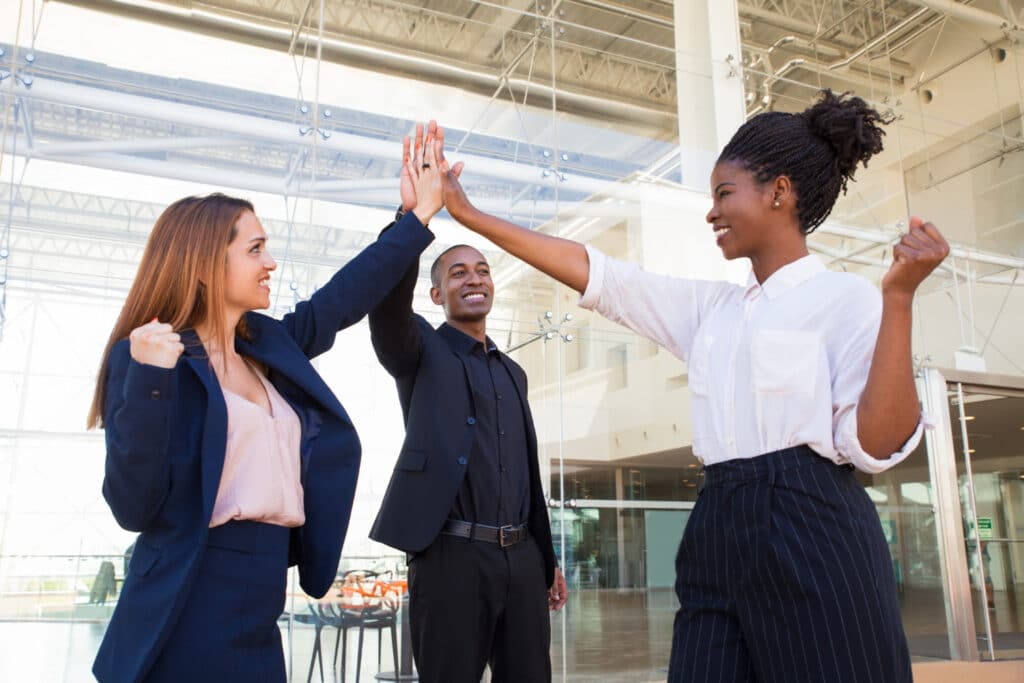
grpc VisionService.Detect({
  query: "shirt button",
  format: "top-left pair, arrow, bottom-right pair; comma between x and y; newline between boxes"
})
497,393 -> 503,400
501,466 -> 507,473
457,457 -> 467,466
466,417 -> 476,425
150,389 -> 161,400
499,429 -> 505,437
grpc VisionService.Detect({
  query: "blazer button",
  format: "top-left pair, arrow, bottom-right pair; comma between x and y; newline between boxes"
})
150,389 -> 161,400
466,417 -> 476,425
457,457 -> 467,466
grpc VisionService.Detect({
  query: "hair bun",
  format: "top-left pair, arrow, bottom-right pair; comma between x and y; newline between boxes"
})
801,90 -> 893,182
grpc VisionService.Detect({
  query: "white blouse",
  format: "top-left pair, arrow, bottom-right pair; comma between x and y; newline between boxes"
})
579,247 -> 924,474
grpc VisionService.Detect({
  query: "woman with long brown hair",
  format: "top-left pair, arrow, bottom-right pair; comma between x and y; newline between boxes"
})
89,122 -> 445,683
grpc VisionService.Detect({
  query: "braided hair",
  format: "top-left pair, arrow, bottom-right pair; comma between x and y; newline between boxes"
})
717,90 -> 894,234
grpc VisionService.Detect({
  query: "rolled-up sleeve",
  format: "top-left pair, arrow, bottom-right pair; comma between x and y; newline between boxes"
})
829,280 -> 929,473
577,244 -> 608,311
836,409 -> 928,474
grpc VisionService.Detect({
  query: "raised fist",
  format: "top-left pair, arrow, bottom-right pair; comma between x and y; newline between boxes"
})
882,217 -> 950,298
129,319 -> 184,369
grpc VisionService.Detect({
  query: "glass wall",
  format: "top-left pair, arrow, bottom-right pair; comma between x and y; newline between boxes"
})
858,436 -> 952,660
949,382 -> 1024,660
0,1 -> 1022,681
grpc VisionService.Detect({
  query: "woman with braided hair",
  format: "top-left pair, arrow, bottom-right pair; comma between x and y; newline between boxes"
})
436,90 -> 948,682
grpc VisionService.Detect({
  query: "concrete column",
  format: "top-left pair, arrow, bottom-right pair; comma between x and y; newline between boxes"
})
615,466 -> 627,588
673,0 -> 747,189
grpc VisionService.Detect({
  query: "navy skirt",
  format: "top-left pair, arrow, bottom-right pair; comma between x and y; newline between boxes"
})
145,520 -> 290,683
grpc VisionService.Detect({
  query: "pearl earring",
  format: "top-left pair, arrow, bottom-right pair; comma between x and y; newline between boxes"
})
772,199 -> 781,208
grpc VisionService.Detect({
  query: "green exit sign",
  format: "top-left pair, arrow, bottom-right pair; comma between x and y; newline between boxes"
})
977,517 -> 993,540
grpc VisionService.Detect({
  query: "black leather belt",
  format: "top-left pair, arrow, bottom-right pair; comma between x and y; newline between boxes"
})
441,519 -> 528,548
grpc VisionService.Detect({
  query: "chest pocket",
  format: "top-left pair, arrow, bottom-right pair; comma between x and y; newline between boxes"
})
687,332 -> 714,396
751,330 -> 820,396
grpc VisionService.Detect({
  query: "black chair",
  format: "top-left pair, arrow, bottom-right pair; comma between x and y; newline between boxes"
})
290,599 -> 331,683
318,601 -> 362,682
349,601 -> 399,683
336,570 -> 400,682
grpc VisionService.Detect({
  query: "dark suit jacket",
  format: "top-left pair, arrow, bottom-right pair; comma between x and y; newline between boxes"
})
93,214 -> 433,683
367,259 -> 557,588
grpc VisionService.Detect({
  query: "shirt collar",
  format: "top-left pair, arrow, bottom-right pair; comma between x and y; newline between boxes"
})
744,254 -> 826,301
438,323 -> 497,355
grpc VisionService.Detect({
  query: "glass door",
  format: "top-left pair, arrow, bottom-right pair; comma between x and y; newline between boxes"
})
548,497 -> 692,683
514,288 -> 706,682
825,368 -> 978,663
948,377 -> 1024,660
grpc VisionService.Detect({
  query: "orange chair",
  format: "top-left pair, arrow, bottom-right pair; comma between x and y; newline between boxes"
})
336,570 -> 399,681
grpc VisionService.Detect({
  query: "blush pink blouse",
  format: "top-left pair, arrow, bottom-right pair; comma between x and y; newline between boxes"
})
209,369 -> 305,528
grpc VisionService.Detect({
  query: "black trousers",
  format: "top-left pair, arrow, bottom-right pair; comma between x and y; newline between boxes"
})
668,446 -> 912,683
408,533 -> 551,683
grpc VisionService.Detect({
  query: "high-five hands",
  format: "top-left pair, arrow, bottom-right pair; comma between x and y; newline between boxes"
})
129,318 -> 183,369
400,121 -> 463,227
403,121 -> 442,226
882,217 -> 950,299
433,136 -> 470,224
399,122 -> 427,215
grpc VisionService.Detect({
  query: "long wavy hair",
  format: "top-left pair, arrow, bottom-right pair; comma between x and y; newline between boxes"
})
87,193 -> 254,429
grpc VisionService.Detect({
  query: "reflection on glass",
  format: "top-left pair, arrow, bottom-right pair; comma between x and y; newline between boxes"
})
549,504 -> 680,681
951,387 -> 1024,661
857,441 -> 952,661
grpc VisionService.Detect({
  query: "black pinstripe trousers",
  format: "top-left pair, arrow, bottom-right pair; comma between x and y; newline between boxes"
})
668,446 -> 912,683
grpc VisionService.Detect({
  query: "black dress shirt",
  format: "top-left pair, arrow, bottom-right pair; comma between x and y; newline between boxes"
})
445,327 -> 531,527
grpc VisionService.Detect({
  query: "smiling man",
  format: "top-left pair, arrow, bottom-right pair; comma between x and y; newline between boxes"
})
368,242 -> 567,683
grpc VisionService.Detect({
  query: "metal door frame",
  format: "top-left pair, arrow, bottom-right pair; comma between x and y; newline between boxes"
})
921,367 -> 979,660
934,367 -> 1024,661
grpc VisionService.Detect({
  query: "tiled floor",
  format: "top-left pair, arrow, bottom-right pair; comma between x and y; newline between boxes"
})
551,589 -> 675,682
2,586 -> 1020,682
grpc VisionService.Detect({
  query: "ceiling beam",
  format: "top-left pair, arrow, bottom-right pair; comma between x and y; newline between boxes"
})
54,0 -> 676,128
903,0 -> 1022,32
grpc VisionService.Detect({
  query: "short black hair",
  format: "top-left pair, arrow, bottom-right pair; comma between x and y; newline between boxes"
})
430,244 -> 482,287
717,89 -> 894,234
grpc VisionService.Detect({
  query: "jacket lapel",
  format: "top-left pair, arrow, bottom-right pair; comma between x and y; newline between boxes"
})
179,321 -> 350,523
180,332 -> 229,523
238,315 -> 347,421
437,323 -> 480,401
502,354 -> 529,404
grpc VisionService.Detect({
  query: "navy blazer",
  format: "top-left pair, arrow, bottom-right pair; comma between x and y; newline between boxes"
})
93,214 -> 434,683
367,259 -> 557,588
